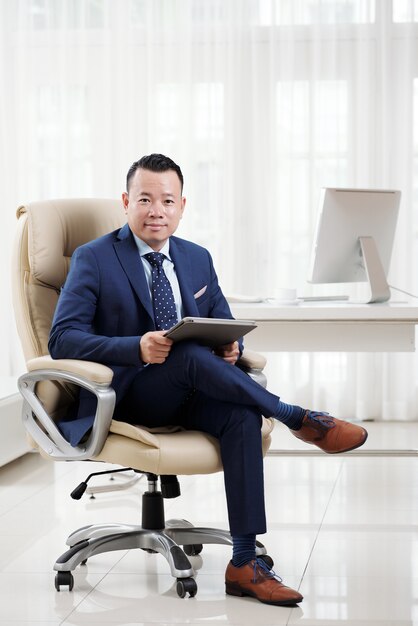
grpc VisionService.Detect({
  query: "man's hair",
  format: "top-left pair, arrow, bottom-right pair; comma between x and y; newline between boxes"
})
126,153 -> 184,192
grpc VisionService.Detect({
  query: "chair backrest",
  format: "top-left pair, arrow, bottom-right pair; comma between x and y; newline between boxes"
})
12,198 -> 126,419
13,198 -> 126,360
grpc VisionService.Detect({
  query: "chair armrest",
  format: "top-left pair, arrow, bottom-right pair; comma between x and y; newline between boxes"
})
27,355 -> 114,384
19,357 -> 115,461
238,349 -> 267,388
238,349 -> 267,370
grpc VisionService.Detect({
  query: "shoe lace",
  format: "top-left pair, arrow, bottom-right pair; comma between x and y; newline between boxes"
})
252,557 -> 282,584
307,411 -> 335,429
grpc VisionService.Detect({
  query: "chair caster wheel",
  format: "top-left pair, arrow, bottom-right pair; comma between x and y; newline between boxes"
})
176,577 -> 197,598
183,543 -> 203,556
258,554 -> 274,568
54,571 -> 74,591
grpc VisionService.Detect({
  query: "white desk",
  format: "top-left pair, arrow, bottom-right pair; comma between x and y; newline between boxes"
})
231,301 -> 418,456
230,301 -> 418,352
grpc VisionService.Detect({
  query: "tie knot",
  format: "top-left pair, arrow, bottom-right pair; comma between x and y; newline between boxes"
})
144,252 -> 165,269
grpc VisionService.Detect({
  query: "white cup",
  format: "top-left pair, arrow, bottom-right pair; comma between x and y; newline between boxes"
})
270,288 -> 297,304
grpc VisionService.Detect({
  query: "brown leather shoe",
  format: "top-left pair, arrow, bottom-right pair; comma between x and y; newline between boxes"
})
225,558 -> 303,606
291,411 -> 368,453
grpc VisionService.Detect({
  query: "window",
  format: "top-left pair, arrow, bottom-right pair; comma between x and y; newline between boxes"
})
274,79 -> 348,285
34,85 -> 92,196
194,83 -> 224,141
27,0 -> 106,30
393,0 -> 418,22
259,0 -> 375,25
155,84 -> 181,146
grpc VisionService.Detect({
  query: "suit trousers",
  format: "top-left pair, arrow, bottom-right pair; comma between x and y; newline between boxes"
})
119,341 -> 280,536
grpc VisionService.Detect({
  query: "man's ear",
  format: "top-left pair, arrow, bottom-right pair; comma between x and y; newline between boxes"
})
122,192 -> 129,212
180,196 -> 186,218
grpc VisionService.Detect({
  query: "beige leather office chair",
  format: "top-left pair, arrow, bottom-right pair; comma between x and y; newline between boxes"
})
12,198 -> 274,598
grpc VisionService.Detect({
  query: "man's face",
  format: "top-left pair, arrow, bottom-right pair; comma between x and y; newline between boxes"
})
122,168 -> 185,251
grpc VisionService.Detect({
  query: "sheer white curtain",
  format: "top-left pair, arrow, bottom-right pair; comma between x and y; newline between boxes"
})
2,0 -> 418,420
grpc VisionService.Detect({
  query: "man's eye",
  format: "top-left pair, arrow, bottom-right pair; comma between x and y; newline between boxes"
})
138,198 -> 149,204
165,199 -> 174,205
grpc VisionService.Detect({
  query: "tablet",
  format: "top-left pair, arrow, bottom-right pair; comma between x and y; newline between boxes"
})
165,317 -> 257,346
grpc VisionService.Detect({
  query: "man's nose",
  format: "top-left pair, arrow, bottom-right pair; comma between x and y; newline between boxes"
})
149,202 -> 165,216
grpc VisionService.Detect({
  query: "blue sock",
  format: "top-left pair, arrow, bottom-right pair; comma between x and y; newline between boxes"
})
275,401 -> 306,430
231,533 -> 256,567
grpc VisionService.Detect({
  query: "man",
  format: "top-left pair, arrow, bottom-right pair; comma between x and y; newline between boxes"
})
49,153 -> 368,606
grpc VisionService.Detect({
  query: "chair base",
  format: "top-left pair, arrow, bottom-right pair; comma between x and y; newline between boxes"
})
54,519 -> 269,597
53,475 -> 269,597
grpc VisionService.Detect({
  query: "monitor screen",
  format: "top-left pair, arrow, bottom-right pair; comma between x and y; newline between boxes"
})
308,188 -> 401,302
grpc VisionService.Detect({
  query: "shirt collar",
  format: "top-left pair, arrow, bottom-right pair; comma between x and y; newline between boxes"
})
132,233 -> 172,261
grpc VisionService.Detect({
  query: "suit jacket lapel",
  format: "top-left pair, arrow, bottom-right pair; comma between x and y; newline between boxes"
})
113,224 -> 155,323
170,238 -> 199,317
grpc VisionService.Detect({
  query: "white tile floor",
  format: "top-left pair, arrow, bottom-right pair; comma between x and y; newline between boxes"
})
0,422 -> 417,626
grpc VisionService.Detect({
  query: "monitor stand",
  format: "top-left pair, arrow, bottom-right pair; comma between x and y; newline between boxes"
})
351,236 -> 391,304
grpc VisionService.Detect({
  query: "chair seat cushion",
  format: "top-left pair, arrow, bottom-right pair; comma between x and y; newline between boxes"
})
92,417 -> 274,475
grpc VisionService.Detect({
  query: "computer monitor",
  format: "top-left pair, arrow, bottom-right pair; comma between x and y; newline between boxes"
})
308,188 -> 401,303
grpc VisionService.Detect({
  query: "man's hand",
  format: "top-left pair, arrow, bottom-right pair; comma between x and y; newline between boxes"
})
139,331 -> 174,364
214,341 -> 240,365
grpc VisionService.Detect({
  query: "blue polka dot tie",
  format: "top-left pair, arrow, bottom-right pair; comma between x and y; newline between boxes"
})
144,252 -> 178,330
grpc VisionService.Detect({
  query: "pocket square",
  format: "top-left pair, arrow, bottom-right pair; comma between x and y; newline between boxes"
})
194,285 -> 207,299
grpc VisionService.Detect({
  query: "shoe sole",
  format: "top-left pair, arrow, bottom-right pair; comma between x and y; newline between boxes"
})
325,429 -> 368,454
225,582 -> 303,606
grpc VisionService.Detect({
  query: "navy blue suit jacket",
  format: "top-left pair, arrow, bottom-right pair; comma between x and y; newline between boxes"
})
48,223 -> 237,445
